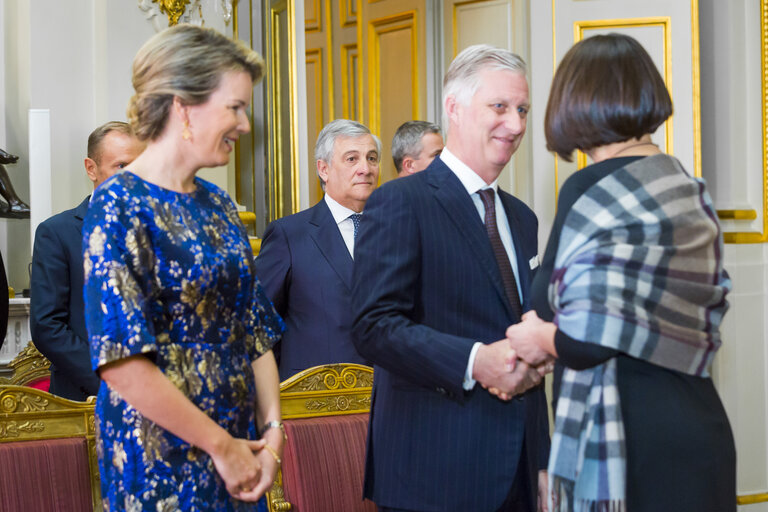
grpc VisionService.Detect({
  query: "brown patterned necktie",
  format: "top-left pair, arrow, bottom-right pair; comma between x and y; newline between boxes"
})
477,188 -> 523,318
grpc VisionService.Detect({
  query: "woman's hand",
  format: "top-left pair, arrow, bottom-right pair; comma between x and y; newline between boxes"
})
506,311 -> 558,366
238,425 -> 285,501
209,435 -> 267,501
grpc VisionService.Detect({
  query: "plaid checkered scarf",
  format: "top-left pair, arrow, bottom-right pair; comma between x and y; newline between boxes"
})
547,154 -> 731,511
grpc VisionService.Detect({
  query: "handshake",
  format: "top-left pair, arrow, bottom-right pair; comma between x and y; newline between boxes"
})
472,311 -> 556,401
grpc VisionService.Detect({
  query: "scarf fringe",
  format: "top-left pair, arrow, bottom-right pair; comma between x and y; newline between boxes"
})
551,477 -> 626,512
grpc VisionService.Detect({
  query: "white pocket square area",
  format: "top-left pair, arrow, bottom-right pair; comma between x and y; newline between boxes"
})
529,255 -> 540,270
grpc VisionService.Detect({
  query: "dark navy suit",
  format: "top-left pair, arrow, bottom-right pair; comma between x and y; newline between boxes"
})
255,198 -> 367,381
352,157 -> 549,511
31,197 -> 100,400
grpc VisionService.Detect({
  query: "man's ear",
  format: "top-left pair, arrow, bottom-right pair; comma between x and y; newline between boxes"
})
402,157 -> 416,175
84,158 -> 98,184
317,159 -> 329,184
444,95 -> 459,124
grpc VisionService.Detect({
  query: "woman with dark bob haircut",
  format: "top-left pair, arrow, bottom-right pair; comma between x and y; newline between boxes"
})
505,34 -> 736,511
83,24 -> 285,511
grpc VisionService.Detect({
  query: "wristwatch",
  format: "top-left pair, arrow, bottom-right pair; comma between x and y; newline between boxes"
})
260,420 -> 286,439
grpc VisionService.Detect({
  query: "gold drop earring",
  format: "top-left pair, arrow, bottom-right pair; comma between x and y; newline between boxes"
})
182,121 -> 191,141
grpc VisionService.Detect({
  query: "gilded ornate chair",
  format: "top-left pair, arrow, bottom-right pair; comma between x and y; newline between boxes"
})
266,363 -> 376,512
0,340 -> 51,390
0,384 -> 101,511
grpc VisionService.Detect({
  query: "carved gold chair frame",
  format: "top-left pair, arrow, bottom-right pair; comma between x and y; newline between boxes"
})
0,385 -> 101,511
266,363 -> 374,512
0,341 -> 51,386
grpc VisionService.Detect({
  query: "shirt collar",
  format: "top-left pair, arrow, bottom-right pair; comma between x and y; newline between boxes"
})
439,147 -> 499,195
324,193 -> 358,225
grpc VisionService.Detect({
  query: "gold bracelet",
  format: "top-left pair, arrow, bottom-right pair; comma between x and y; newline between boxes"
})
263,443 -> 281,465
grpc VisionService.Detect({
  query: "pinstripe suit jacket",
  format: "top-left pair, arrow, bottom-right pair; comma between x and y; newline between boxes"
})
352,157 -> 549,511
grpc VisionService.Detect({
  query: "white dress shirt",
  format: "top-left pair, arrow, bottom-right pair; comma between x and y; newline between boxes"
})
324,193 -> 359,258
439,147 -> 524,390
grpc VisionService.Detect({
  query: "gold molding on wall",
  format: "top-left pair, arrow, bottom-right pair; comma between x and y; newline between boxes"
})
232,0 -> 258,210
306,48 -> 325,202
341,0 -> 357,28
306,48 -> 324,135
367,11 -> 419,140
691,0 -> 702,179
573,17 -> 674,171
722,0 -> 768,243
324,0 -> 335,116
341,43 -> 360,120
552,2 -> 703,202
737,492 -> 768,505
266,0 -> 301,219
451,0 -> 495,58
717,209 -> 758,221
305,0 -> 321,32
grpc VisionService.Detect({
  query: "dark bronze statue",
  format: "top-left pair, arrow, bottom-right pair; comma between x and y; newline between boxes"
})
0,148 -> 30,219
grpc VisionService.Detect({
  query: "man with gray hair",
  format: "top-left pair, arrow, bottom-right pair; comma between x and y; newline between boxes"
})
31,121 -> 144,401
352,45 -> 550,511
392,120 -> 444,176
255,119 -> 380,380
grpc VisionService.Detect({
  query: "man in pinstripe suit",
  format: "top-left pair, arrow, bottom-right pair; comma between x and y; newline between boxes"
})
352,45 -> 551,512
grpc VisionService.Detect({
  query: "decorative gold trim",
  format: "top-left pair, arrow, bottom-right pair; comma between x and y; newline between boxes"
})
324,0 -> 335,117
265,363 -> 373,510
723,0 -> 768,243
280,363 -> 373,419
737,492 -> 768,504
341,0 -> 357,28
552,0 -> 559,199
574,17 -> 674,169
287,0 -> 301,215
233,0 -> 242,205
367,11 -> 419,145
265,0 -> 301,219
356,0 -> 365,123
691,0 -> 702,178
306,48 -> 325,137
0,341 -> 51,387
341,43 -> 360,120
266,469 -> 292,511
151,0 -> 190,26
0,385 -> 100,511
451,0 -> 493,58
717,209 -> 758,221
305,0 -> 322,32
266,2 -> 284,220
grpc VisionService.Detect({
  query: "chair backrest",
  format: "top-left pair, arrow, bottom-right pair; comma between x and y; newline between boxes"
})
0,384 -> 101,511
266,363 -> 375,512
0,341 -> 51,390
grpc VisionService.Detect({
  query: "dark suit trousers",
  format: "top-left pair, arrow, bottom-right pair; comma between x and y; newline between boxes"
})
377,447 -> 533,512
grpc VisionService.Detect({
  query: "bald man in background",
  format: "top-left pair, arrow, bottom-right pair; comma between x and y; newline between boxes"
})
31,121 -> 144,400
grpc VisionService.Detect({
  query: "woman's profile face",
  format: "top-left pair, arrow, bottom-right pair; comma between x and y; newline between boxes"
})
185,70 -> 253,169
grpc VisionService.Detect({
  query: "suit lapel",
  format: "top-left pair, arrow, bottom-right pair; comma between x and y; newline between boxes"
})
308,199 -> 354,289
73,196 -> 90,231
428,161 -> 514,318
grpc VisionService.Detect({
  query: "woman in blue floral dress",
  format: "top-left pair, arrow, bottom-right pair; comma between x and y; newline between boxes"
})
83,24 -> 285,511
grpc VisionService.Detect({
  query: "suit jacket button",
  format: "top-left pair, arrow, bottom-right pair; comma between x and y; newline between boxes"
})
436,387 -> 446,394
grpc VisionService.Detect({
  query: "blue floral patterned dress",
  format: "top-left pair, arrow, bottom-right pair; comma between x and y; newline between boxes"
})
83,171 -> 284,512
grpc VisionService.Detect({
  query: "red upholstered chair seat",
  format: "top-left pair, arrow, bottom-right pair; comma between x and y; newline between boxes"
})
0,437 -> 94,512
281,413 -> 375,512
26,376 -> 51,392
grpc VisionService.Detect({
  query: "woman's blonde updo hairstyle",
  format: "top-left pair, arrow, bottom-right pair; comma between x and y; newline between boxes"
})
128,24 -> 264,141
